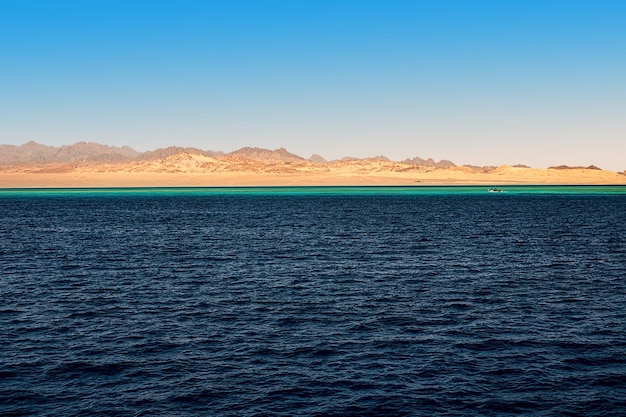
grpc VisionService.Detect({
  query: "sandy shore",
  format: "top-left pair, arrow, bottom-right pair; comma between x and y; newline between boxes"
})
1,165 -> 625,188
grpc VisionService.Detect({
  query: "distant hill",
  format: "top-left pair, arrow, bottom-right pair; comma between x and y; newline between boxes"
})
0,141 -> 139,164
549,165 -> 602,170
137,146 -> 224,161
401,156 -> 456,168
309,154 -> 328,164
227,147 -> 305,163
368,155 -> 392,162
0,141 -> 58,164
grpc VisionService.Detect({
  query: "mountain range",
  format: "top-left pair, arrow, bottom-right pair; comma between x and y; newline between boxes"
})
2,141 -> 622,178
2,141 -> 624,187
0,141 -> 456,168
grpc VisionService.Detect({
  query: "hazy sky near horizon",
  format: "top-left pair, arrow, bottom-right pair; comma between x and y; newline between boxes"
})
1,0 -> 625,170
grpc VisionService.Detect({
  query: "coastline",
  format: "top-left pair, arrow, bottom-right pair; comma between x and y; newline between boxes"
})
1,165 -> 625,188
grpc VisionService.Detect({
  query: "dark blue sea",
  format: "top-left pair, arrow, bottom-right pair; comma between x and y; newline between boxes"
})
2,186 -> 626,416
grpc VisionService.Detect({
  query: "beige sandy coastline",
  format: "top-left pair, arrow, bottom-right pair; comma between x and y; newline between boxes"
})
1,164 -> 625,188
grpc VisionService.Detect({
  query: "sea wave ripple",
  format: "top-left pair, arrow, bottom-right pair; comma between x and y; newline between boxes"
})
1,193 -> 626,416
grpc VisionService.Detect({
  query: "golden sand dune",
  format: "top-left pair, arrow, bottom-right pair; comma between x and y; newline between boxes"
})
1,154 -> 624,187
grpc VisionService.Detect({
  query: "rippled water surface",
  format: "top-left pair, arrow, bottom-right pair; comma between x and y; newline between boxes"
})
2,187 -> 626,416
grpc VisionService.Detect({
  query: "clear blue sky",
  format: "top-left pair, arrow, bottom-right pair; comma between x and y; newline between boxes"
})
1,0 -> 625,169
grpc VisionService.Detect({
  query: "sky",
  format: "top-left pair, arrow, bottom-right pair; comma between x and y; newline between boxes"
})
1,0 -> 625,170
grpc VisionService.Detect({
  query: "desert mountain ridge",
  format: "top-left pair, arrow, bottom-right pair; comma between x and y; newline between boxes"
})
0,141 -> 458,167
1,141 -> 624,187
1,140 -> 613,171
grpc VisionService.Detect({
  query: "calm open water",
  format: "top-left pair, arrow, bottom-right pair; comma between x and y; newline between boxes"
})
2,186 -> 626,416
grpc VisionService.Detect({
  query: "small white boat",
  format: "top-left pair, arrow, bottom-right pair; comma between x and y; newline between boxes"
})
488,186 -> 503,193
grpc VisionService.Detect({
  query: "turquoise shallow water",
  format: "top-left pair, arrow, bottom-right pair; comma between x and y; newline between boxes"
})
1,185 -> 626,197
